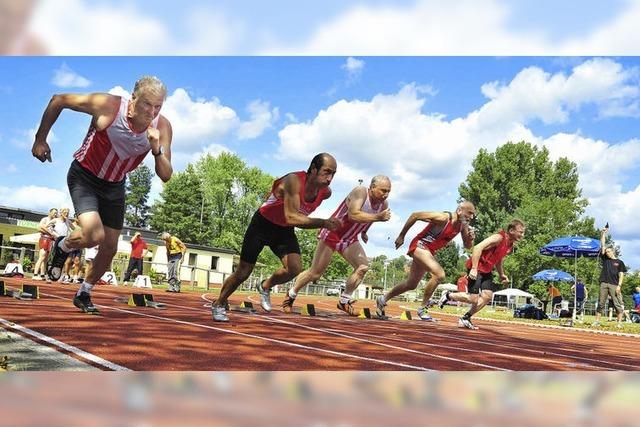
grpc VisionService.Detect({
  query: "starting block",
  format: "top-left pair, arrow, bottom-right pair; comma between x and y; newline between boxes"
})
133,275 -> 152,289
301,304 -> 316,317
229,301 -> 257,313
240,301 -> 254,309
400,310 -> 412,320
100,271 -> 118,286
358,307 -> 372,319
0,281 -> 38,300
128,293 -> 166,309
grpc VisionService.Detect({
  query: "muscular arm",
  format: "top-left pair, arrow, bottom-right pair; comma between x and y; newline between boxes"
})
347,187 -> 389,223
397,211 -> 449,239
469,233 -> 503,271
282,174 -> 327,229
151,115 -> 173,182
32,93 -> 118,162
600,228 -> 607,255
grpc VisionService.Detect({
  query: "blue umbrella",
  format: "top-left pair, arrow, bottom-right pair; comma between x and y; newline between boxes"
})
532,269 -> 575,282
539,236 -> 601,322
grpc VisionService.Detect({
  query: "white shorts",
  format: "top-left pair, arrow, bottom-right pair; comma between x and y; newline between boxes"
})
85,246 -> 99,261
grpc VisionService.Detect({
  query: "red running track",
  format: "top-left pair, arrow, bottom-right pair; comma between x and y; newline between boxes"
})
1,277 -> 639,371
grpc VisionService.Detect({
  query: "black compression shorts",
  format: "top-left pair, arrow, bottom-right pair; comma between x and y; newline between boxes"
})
240,210 -> 300,264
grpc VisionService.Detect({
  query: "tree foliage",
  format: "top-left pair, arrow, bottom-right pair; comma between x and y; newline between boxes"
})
459,141 -> 601,290
125,164 -> 152,228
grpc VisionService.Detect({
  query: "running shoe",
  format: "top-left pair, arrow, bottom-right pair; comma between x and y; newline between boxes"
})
417,306 -> 435,321
282,294 -> 296,313
458,317 -> 478,330
337,299 -> 356,316
438,290 -> 450,309
212,306 -> 229,322
47,236 -> 69,281
375,295 -> 386,318
73,291 -> 100,314
256,280 -> 272,312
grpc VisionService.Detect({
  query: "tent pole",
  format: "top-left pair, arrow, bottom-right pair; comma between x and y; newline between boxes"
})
572,250 -> 577,323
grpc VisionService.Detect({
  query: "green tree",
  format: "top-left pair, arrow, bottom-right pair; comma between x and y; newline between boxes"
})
459,141 -> 599,290
197,152 -> 274,251
125,164 -> 152,228
149,165 -> 212,244
434,241 -> 462,282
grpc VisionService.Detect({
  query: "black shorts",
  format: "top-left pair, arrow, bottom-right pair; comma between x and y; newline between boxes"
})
67,160 -> 125,229
240,211 -> 300,264
467,271 -> 500,294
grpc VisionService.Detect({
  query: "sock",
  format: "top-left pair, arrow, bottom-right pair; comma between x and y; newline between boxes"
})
463,311 -> 472,320
76,281 -> 95,296
378,295 -> 387,305
339,293 -> 352,304
288,288 -> 297,299
59,237 -> 72,253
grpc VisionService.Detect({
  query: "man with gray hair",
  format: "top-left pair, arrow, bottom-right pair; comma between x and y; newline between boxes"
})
31,75 -> 173,313
593,225 -> 627,327
282,176 -> 392,315
377,201 -> 476,321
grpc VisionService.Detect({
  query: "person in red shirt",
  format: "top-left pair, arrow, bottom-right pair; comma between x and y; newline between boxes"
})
123,232 -> 148,284
211,153 -> 342,322
439,219 -> 525,329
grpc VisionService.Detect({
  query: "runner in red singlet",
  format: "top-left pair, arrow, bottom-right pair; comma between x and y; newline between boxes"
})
376,202 -> 476,321
31,76 -> 173,314
438,219 -> 526,329
282,175 -> 392,315
211,153 -> 342,322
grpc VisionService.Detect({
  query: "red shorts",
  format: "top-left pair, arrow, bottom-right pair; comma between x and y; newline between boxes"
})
320,233 -> 357,254
38,236 -> 53,252
407,236 -> 435,256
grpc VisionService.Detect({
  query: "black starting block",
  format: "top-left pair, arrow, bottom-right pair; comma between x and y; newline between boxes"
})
128,293 -> 166,309
301,303 -> 316,317
358,307 -> 372,319
0,281 -> 38,300
400,310 -> 412,320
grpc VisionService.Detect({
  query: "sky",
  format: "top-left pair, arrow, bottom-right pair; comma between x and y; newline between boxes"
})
1,0 -> 639,270
1,56 -> 639,271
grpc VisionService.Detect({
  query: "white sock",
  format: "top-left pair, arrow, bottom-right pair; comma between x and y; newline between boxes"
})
288,288 -> 297,299
339,293 -> 352,304
76,281 -> 95,296
59,237 -> 72,253
379,295 -> 387,305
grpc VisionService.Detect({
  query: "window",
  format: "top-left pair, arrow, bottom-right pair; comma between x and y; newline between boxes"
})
188,253 -> 197,266
211,256 -> 219,270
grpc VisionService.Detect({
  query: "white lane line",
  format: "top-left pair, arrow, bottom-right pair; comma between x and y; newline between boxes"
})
0,316 -> 131,371
290,313 -> 639,370
42,293 -> 431,371
169,298 -> 507,371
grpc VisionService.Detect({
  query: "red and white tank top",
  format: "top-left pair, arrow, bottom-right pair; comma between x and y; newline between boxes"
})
318,188 -> 385,244
466,230 -> 513,274
73,96 -> 159,182
410,212 -> 461,254
258,171 -> 329,227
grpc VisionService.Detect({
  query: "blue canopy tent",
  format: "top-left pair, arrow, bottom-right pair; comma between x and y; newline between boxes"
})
540,236 -> 600,324
532,269 -> 575,282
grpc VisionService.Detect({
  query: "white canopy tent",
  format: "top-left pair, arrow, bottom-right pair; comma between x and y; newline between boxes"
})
10,233 -> 137,254
491,288 -> 535,308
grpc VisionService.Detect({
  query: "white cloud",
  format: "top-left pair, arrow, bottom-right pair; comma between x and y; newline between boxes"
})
0,186 -> 71,213
6,164 -> 18,174
160,88 -> 239,149
51,62 -> 91,88
237,100 -> 279,140
30,0 -> 239,55
342,57 -> 365,82
275,58 -> 640,266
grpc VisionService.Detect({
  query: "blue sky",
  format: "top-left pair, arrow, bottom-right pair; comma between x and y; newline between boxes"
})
1,56 -> 639,270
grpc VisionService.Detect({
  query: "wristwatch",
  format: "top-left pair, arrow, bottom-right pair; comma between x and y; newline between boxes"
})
152,146 -> 164,157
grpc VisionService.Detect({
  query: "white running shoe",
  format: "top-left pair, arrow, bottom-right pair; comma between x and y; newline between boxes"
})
212,306 -> 229,322
417,306 -> 435,321
256,281 -> 272,312
458,317 -> 478,330
438,291 -> 450,309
